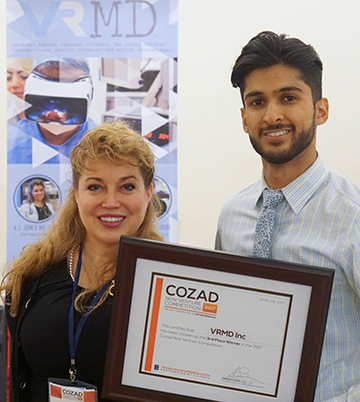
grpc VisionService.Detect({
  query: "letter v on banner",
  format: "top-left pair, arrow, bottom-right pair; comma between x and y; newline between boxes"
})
19,2 -> 60,37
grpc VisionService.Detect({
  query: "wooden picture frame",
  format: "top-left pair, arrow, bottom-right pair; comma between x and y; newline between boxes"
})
102,236 -> 334,402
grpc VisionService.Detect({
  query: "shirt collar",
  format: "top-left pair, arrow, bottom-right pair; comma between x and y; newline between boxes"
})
254,155 -> 329,215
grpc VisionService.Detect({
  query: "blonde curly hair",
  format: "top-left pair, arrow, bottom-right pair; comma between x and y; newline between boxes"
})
2,121 -> 164,315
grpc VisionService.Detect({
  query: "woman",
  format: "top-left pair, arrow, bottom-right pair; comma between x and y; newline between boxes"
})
1,121 -> 163,401
7,58 -> 32,99
19,179 -> 55,221
7,58 -> 32,123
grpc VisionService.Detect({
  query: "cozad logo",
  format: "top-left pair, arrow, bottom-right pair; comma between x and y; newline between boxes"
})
166,285 -> 219,302
165,284 -> 219,315
50,383 -> 96,401
62,389 -> 83,398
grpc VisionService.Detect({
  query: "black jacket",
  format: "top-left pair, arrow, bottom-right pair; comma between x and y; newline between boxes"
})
6,261 -> 113,402
6,275 -> 41,402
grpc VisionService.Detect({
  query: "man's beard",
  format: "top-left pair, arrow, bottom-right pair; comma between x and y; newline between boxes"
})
249,117 -> 316,165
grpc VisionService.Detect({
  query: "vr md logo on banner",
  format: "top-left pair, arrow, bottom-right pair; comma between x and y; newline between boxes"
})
6,0 -> 178,259
7,0 -> 178,58
16,1 -> 156,38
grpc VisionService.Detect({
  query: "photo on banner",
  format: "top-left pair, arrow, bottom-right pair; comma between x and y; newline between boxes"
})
6,0 -> 178,261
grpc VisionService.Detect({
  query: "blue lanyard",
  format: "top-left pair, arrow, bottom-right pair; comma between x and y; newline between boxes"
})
68,249 -> 112,382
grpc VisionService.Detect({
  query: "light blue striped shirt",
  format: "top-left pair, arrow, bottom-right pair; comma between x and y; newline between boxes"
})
216,156 -> 360,401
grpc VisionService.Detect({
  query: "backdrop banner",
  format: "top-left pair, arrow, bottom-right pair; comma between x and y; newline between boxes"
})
6,0 -> 178,261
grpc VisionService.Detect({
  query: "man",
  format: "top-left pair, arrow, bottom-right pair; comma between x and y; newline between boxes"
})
7,57 -> 96,164
216,31 -> 360,401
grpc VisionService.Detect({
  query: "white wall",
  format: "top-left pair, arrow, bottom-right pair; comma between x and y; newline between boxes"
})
1,1 -> 360,267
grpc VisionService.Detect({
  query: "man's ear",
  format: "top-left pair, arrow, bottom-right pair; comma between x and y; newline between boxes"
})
315,98 -> 329,126
241,107 -> 248,133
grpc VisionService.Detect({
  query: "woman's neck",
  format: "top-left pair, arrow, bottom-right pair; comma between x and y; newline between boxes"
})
71,243 -> 118,288
33,200 -> 44,208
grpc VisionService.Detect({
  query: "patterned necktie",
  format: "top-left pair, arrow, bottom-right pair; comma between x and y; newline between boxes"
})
253,188 -> 284,258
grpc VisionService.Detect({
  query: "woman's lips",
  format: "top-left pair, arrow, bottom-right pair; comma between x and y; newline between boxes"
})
98,216 -> 125,227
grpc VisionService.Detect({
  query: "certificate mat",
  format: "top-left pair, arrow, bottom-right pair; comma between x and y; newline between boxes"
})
102,237 -> 334,402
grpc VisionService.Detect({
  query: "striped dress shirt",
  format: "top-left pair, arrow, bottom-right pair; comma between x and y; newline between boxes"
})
215,155 -> 360,401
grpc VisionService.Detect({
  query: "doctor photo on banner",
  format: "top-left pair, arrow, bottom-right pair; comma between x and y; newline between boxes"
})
7,57 -> 97,164
18,179 -> 56,222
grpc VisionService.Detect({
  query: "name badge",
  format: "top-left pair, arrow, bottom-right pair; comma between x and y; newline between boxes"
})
48,378 -> 98,402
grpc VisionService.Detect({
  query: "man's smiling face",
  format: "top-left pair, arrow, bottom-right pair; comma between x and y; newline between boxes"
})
241,64 -> 322,165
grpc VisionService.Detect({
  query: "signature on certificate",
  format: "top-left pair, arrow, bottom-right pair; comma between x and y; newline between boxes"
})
222,367 -> 265,387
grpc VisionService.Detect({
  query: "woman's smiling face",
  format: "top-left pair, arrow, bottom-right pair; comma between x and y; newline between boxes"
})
32,185 -> 45,202
75,158 -> 153,251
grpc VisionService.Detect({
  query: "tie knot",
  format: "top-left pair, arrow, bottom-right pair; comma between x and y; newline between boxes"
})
262,189 -> 284,209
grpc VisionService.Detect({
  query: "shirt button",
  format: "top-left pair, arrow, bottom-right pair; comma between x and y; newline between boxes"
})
19,382 -> 26,389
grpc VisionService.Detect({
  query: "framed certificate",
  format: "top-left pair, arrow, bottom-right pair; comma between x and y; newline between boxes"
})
102,237 -> 334,402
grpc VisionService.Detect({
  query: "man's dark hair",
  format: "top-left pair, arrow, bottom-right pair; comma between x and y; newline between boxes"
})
231,31 -> 323,103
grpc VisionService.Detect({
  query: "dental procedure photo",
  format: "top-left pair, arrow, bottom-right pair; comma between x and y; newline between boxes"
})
16,177 -> 59,222
7,57 -> 97,164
